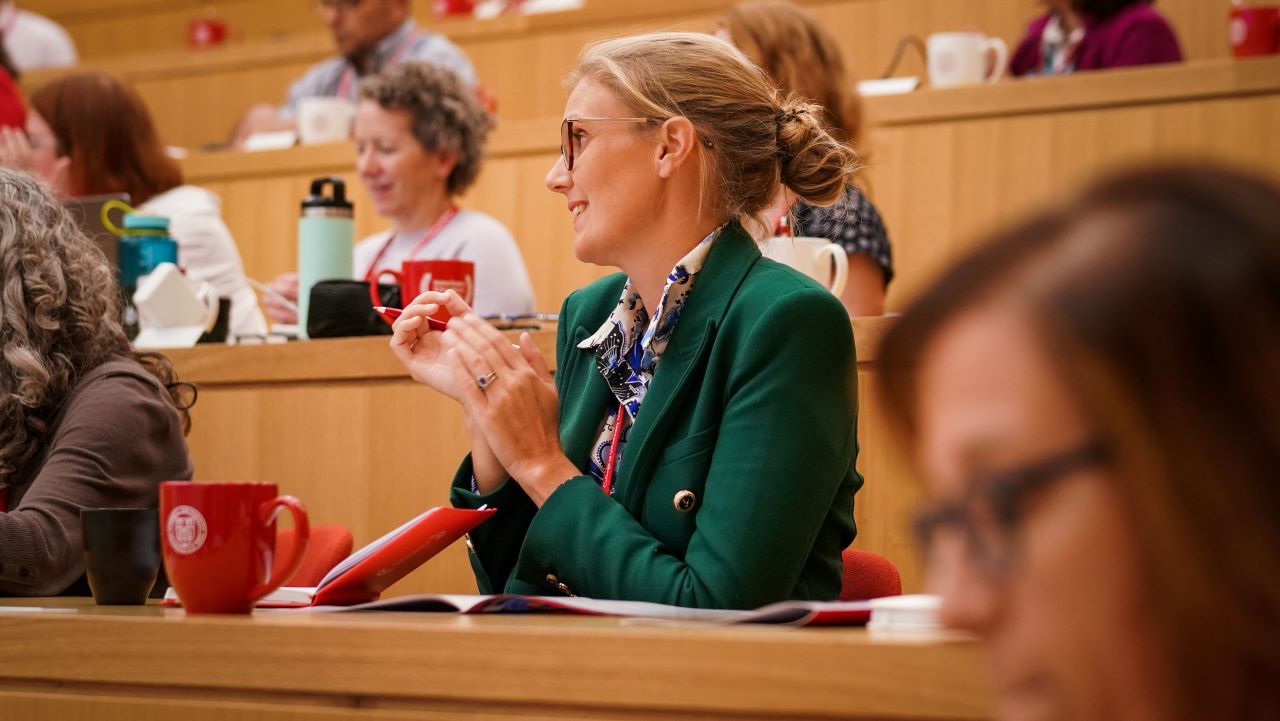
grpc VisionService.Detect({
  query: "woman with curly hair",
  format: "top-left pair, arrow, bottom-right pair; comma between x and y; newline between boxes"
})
1010,0 -> 1182,76
265,61 -> 535,322
0,167 -> 192,596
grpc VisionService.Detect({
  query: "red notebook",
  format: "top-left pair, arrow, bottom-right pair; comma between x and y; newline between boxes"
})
164,506 -> 495,608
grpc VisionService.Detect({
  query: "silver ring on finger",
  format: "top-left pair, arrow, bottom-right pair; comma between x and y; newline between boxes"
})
476,371 -> 498,391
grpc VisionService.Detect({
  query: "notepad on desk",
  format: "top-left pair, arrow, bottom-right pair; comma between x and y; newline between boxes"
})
330,593 -> 876,626
164,506 -> 495,608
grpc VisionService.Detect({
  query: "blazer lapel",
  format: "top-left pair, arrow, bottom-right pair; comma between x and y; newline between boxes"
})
559,325 -> 616,472
614,223 -> 761,511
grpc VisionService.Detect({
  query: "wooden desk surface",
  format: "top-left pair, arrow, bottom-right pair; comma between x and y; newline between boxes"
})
0,597 -> 990,721
164,327 -> 560,385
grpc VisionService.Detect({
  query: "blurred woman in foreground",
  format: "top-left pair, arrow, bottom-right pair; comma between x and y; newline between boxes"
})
879,164 -> 1280,721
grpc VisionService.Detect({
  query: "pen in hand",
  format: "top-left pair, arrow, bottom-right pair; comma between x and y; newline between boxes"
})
374,306 -> 448,331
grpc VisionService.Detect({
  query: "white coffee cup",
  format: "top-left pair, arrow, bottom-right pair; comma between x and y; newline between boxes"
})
759,236 -> 848,296
926,32 -> 1008,88
297,97 -> 355,145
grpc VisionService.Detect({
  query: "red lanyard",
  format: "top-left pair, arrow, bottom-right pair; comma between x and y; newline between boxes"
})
0,486 -> 8,513
364,205 -> 460,282
601,401 -> 626,496
336,29 -> 421,99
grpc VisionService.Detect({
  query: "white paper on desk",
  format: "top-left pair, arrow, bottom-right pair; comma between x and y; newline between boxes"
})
857,77 -> 920,96
134,326 -> 205,349
242,130 -> 298,152
521,0 -> 585,14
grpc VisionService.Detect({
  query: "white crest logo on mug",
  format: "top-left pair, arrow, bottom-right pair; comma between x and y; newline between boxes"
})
166,505 -> 208,555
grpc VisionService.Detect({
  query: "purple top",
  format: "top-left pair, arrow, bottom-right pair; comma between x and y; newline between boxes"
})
1010,2 -> 1183,77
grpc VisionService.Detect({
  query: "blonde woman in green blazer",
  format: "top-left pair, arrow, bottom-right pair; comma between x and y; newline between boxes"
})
390,32 -> 863,609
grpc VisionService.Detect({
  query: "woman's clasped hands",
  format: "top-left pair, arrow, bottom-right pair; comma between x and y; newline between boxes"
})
390,290 -> 579,505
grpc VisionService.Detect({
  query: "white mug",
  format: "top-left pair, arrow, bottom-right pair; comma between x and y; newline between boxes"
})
759,236 -> 848,296
926,32 -> 1008,88
297,97 -> 355,145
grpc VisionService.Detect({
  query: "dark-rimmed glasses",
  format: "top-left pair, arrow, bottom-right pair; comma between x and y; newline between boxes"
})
913,439 -> 1109,579
559,117 -> 660,172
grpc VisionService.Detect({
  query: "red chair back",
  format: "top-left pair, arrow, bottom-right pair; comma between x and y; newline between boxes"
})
840,548 -> 902,601
277,524 -> 354,587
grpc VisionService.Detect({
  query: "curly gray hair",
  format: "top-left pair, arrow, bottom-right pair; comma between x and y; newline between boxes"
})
0,168 -> 192,486
358,62 -> 493,197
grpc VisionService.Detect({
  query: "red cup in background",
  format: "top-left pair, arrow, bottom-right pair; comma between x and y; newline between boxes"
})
188,16 -> 228,48
369,259 -> 476,325
160,482 -> 309,614
434,0 -> 476,18
1230,5 -> 1280,57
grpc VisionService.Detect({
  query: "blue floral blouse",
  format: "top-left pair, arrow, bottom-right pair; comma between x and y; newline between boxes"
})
576,225 -> 722,492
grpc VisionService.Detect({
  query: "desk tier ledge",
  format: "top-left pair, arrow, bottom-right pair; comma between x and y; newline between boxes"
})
0,597 -> 990,721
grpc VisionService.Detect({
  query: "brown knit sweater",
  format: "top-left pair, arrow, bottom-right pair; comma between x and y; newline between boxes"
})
2,359 -> 193,596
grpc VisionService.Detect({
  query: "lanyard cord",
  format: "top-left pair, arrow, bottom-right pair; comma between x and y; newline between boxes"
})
600,401 -> 626,496
364,205 -> 460,282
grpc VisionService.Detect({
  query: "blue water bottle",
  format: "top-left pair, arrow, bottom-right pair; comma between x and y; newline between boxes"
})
117,213 -> 179,338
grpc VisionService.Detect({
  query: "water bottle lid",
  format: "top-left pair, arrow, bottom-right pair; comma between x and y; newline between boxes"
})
302,175 -> 354,214
122,214 -> 170,232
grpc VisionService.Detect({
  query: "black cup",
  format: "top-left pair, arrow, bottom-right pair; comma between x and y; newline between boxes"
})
198,297 -> 232,344
81,508 -> 161,605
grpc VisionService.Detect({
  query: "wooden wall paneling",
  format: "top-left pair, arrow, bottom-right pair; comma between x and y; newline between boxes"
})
849,319 -> 923,592
27,0 -> 1238,149
865,75 -> 1280,310
183,375 -> 480,595
29,0 -> 321,60
138,62 -> 315,149
36,0 -> 1235,69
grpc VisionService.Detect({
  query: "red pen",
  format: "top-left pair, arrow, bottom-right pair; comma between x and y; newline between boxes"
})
374,306 -> 449,331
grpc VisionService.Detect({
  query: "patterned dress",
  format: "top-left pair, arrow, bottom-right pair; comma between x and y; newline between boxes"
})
791,185 -> 894,285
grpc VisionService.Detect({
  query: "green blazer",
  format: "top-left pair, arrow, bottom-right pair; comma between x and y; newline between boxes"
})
451,222 -> 861,609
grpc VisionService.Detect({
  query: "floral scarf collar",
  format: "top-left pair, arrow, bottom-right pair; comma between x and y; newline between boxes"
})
576,224 -> 723,486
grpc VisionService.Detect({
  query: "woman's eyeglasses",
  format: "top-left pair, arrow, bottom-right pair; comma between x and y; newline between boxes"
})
913,439 -> 1109,579
558,117 -> 659,172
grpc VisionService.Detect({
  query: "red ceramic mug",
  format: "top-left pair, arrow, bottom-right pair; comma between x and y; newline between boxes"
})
369,258 -> 476,325
1230,5 -> 1280,57
160,482 -> 309,614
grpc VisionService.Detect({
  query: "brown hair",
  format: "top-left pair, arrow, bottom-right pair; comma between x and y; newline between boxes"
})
359,61 -> 492,197
878,164 -> 1280,721
0,168 -> 194,485
28,71 -> 183,204
719,0 -> 865,151
568,31 -> 857,231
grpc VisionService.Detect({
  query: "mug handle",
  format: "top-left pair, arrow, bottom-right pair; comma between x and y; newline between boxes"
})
984,38 -> 1008,83
815,243 -> 848,297
194,281 -> 220,332
247,495 -> 310,602
368,268 -> 403,309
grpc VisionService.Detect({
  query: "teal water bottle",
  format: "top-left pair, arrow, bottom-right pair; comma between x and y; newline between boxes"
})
118,213 -> 179,339
297,176 -> 354,339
